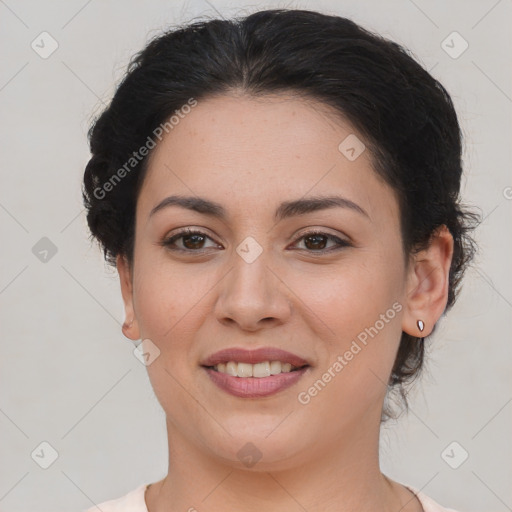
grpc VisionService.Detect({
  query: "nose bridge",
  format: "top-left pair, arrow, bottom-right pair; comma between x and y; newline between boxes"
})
228,236 -> 275,302
214,235 -> 291,328
232,239 -> 271,293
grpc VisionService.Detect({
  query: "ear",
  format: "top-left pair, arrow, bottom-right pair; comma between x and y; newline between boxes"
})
117,254 -> 141,341
402,225 -> 454,337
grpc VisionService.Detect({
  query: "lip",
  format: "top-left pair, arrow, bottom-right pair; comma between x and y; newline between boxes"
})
203,366 -> 310,398
200,347 -> 310,367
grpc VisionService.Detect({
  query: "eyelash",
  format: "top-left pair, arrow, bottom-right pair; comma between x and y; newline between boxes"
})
161,228 -> 351,254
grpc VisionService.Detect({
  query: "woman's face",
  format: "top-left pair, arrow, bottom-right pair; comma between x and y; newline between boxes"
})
119,93 -> 422,468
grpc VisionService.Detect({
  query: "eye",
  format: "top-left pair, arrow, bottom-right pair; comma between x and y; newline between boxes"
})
291,230 -> 351,253
161,228 -> 221,252
160,228 -> 351,254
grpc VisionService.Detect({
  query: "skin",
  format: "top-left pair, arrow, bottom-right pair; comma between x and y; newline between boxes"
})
117,92 -> 453,512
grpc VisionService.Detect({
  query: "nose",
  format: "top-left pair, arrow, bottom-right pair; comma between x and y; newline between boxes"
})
214,247 -> 292,332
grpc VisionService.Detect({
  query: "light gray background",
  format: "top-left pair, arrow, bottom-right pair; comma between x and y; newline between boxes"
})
0,1 -> 511,511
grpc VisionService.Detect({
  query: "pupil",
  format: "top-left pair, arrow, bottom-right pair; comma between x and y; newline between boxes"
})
306,235 -> 326,250
184,234 -> 204,249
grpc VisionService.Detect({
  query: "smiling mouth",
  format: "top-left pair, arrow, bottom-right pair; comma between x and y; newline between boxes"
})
203,361 -> 309,378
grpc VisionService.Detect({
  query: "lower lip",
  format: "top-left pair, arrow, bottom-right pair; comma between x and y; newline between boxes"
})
203,366 -> 309,398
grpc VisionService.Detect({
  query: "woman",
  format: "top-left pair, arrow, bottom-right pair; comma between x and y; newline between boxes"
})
82,8 -> 478,512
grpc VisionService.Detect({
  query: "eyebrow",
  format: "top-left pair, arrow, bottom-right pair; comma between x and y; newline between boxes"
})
149,194 -> 369,222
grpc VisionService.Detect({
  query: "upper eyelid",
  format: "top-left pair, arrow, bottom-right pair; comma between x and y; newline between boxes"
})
164,228 -> 349,249
164,228 -> 220,247
167,225 -> 347,238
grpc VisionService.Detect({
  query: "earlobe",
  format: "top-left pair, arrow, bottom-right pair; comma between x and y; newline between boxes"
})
116,254 -> 141,341
402,225 -> 454,338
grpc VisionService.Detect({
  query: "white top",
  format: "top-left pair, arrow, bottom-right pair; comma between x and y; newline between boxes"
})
83,482 -> 461,512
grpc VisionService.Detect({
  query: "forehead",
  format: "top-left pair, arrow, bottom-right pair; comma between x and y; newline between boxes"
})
137,93 -> 398,225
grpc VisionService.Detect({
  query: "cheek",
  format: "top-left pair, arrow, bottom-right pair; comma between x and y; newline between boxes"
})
131,263 -> 209,418
132,244 -> 187,324
295,251 -> 405,402
297,253 -> 404,339
131,257 -> 217,354
132,273 -> 173,339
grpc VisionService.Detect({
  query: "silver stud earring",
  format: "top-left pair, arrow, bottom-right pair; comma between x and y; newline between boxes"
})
417,319 -> 425,333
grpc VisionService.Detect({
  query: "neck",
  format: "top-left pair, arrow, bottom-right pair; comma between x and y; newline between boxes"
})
146,410 -> 418,512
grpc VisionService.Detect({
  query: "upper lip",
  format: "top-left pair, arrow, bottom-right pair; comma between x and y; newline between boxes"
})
201,347 -> 310,367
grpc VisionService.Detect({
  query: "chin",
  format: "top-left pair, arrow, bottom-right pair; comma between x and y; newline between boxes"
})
203,427 -> 311,471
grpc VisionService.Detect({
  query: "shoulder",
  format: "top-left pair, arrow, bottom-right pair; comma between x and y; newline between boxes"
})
405,485 -> 462,512
81,482 -> 460,512
82,483 -> 149,512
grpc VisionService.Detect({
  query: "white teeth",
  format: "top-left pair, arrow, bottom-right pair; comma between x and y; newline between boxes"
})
212,360 -> 300,377
281,362 -> 292,372
269,360 -> 281,375
237,362 -> 253,377
253,361 -> 270,378
226,361 -> 237,376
